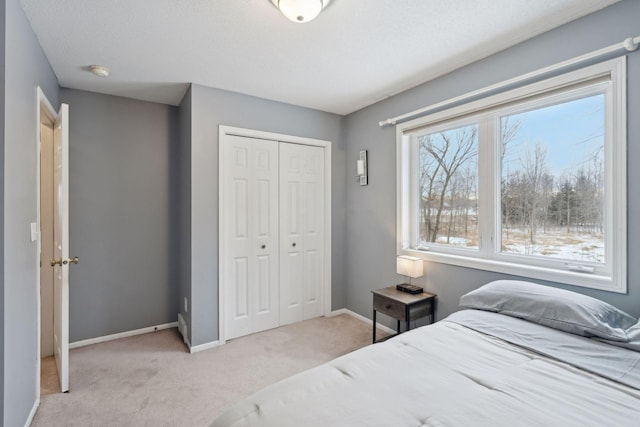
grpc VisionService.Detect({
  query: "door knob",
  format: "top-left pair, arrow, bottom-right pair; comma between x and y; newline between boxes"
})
51,256 -> 78,267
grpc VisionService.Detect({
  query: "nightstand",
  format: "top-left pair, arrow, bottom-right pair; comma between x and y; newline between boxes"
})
371,286 -> 436,343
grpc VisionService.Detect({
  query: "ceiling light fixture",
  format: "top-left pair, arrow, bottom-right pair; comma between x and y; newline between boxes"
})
89,65 -> 110,78
270,0 -> 330,23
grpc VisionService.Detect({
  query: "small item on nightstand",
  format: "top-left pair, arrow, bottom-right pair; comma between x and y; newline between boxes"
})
396,283 -> 423,294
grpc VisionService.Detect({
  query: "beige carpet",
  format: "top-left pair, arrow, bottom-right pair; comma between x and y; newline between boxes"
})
40,356 -> 60,396
33,314 -> 382,427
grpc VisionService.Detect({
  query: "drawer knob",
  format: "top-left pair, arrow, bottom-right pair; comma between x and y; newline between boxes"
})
386,304 -> 392,309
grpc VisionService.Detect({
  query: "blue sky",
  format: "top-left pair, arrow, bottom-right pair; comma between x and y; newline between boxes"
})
501,94 -> 604,177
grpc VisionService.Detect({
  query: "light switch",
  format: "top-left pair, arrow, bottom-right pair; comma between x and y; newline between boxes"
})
30,222 -> 39,242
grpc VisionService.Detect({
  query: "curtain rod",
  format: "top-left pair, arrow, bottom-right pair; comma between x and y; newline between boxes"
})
378,35 -> 640,128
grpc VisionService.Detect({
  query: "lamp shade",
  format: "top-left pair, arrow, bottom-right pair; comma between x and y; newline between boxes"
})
272,0 -> 330,23
396,255 -> 423,279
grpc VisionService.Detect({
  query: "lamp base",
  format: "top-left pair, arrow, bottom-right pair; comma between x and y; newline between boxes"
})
396,283 -> 423,294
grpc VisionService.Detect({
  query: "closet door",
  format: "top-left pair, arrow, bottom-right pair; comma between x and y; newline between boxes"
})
223,135 -> 279,340
279,142 -> 325,325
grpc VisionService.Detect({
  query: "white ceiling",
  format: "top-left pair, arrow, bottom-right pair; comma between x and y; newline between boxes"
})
20,0 -> 619,115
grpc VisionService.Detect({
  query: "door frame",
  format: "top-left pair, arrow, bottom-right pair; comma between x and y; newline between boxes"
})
36,87 -> 57,399
218,125 -> 332,345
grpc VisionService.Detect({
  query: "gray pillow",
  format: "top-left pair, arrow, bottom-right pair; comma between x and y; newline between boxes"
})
459,280 -> 637,341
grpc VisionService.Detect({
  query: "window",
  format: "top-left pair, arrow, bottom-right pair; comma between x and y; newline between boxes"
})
397,58 -> 626,293
417,121 -> 479,250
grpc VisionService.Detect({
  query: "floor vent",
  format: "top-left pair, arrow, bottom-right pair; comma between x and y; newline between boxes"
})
177,313 -> 188,344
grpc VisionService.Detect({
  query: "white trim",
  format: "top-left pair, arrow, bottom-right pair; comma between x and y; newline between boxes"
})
220,126 -> 332,148
189,340 -> 220,354
397,58 -> 627,293
610,56 -> 627,296
218,125 -> 332,346
24,398 -> 39,427
379,35 -> 640,127
329,309 -> 396,336
69,322 -> 178,349
218,126 -> 225,346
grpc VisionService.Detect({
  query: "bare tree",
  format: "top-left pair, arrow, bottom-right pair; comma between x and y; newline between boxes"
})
500,116 -> 523,238
419,126 -> 478,243
520,142 -> 548,249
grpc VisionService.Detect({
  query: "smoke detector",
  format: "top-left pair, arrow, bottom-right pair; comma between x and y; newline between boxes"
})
89,65 -> 110,78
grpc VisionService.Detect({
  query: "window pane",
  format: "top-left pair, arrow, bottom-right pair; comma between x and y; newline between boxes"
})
418,124 -> 479,249
500,94 -> 605,263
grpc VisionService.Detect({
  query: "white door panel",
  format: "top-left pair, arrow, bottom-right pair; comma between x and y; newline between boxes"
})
225,142 -> 252,339
223,136 -> 279,339
280,249 -> 303,325
228,256 -> 250,339
302,146 -> 324,320
280,143 -> 325,324
223,134 -> 325,339
251,139 -> 279,333
52,104 -> 69,393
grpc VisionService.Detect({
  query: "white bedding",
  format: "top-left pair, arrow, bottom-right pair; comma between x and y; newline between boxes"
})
212,312 -> 640,426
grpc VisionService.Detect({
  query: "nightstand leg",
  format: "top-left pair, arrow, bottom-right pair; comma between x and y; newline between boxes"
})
396,319 -> 400,334
372,310 -> 377,343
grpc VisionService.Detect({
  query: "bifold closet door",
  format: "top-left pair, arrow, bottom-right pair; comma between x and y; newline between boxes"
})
279,142 -> 325,325
223,135 -> 279,340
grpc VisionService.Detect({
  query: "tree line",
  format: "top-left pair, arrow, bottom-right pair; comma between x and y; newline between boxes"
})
502,143 -> 604,244
418,122 -> 603,249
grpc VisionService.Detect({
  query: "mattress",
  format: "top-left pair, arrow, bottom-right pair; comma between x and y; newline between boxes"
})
211,310 -> 640,426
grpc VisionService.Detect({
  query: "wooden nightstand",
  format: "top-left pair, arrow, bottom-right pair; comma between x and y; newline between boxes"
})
372,286 -> 437,343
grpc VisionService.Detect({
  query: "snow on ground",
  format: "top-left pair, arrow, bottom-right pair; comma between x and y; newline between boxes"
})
430,227 -> 604,263
436,236 -> 472,246
501,228 -> 604,263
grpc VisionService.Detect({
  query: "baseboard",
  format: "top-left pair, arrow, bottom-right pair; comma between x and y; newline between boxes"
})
25,398 -> 39,427
329,308 -> 396,335
189,340 -> 219,354
328,308 -> 349,317
69,322 -> 178,349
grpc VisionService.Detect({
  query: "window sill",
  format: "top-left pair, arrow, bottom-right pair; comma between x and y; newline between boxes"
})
401,249 -> 624,294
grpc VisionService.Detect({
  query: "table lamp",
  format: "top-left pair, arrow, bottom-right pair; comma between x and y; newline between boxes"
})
396,255 -> 424,294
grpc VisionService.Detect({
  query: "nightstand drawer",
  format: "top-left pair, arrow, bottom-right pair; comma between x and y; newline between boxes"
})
409,300 -> 433,320
373,294 -> 405,320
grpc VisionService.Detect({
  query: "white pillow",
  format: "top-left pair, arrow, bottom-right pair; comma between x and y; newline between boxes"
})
459,280 -> 636,341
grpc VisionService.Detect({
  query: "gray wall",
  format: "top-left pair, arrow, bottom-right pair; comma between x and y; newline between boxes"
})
3,0 -> 59,425
178,86 -> 192,343
343,0 -> 640,326
0,0 -> 5,421
186,84 -> 346,346
60,89 -> 180,342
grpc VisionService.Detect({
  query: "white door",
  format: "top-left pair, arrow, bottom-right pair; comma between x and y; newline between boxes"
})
52,104 -> 70,392
279,143 -> 325,325
223,135 -> 279,340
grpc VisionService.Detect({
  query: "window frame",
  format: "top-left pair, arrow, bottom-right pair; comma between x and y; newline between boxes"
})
396,57 -> 627,293
408,116 -> 481,254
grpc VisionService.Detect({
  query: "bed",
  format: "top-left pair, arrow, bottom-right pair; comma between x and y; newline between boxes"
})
211,281 -> 640,426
